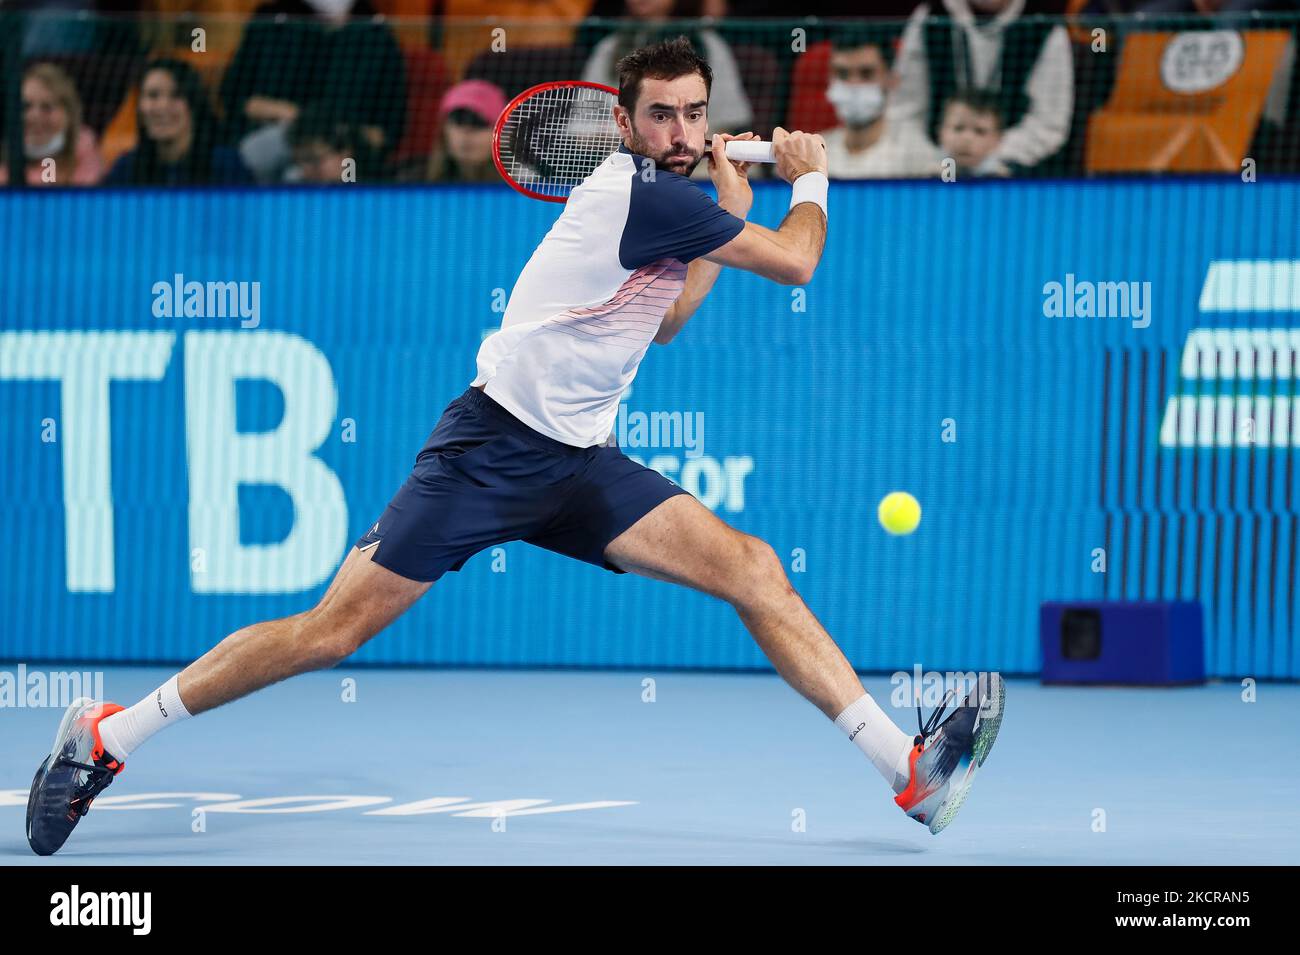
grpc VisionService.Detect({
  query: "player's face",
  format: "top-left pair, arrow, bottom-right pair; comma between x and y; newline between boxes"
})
621,74 -> 709,177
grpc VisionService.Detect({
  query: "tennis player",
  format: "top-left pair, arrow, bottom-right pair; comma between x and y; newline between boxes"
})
27,36 -> 1003,855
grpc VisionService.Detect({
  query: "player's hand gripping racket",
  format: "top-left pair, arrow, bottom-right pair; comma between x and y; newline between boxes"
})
492,81 -> 774,203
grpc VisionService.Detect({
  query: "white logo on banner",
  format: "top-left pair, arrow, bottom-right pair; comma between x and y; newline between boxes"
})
0,330 -> 346,594
1158,260 -> 1300,448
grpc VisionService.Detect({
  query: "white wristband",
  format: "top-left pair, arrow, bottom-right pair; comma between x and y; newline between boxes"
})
789,171 -> 828,219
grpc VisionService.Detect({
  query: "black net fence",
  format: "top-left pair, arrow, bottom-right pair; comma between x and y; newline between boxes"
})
2,9 -> 1299,187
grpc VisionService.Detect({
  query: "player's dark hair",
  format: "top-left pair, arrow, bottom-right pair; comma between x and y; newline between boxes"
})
943,87 -> 1005,128
615,35 -> 713,113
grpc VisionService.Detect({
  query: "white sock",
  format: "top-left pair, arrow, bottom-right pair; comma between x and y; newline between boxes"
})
834,693 -> 915,794
98,674 -> 193,761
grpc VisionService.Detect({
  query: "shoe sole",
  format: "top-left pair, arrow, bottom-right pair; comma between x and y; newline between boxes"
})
25,757 -> 51,850
928,673 -> 1006,834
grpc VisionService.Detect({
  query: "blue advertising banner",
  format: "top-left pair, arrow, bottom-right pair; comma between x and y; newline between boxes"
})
1,179 -> 1297,676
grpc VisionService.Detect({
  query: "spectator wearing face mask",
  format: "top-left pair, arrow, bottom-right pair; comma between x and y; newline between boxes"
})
820,29 -> 939,179
0,62 -> 104,186
892,0 -> 1074,172
935,88 -> 1009,177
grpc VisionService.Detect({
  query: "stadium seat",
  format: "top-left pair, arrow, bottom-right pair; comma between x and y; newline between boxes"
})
785,40 -> 838,134
149,1 -> 254,70
730,44 -> 780,136
1086,30 -> 1294,173
437,2 -> 585,81
463,45 -> 587,99
392,45 -> 450,166
98,87 -> 139,168
372,0 -> 433,15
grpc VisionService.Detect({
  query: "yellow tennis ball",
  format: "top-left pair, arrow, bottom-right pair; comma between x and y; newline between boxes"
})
878,491 -> 921,536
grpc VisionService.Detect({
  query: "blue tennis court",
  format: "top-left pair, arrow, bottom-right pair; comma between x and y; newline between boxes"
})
4,667 -> 1296,865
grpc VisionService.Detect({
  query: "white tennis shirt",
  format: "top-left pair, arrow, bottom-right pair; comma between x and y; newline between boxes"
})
471,145 -> 745,447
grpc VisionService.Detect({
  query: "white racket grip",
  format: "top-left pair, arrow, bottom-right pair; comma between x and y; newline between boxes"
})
723,140 -> 775,164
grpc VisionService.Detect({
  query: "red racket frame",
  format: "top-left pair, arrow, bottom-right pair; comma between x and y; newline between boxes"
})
492,80 -> 621,204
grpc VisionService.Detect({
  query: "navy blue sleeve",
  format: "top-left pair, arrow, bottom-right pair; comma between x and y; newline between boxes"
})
618,169 -> 745,270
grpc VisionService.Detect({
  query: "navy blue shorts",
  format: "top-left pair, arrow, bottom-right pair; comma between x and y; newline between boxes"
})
354,386 -> 693,582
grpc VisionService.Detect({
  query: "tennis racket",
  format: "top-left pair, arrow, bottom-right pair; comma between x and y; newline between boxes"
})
492,80 -> 775,203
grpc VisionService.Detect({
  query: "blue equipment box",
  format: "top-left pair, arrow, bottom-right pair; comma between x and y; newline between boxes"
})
1039,601 -> 1205,685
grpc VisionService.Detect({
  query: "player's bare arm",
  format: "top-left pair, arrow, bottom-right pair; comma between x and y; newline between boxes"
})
704,127 -> 829,286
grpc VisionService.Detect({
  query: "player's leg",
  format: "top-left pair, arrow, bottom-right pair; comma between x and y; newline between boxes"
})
524,450 -> 919,793
98,386 -> 536,759
603,494 -> 871,719
180,544 -> 430,715
603,493 -> 1005,834
26,385 -> 578,854
25,546 -> 432,855
95,544 -> 431,764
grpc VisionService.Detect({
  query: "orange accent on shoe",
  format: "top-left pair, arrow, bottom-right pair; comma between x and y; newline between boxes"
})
83,702 -> 127,774
893,742 -> 936,810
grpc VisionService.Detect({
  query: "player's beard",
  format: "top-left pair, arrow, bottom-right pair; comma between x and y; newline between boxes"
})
627,123 -> 702,177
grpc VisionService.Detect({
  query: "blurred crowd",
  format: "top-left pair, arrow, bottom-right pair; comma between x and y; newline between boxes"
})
1,0 -> 1299,187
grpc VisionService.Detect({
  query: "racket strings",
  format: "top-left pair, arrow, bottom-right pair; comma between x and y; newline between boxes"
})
497,86 -> 622,199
